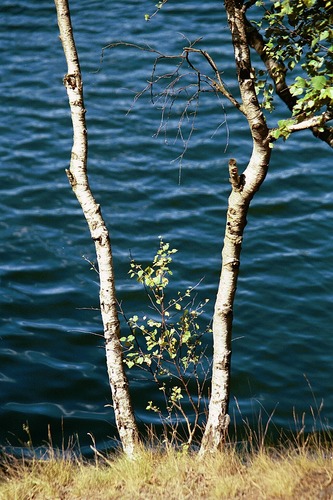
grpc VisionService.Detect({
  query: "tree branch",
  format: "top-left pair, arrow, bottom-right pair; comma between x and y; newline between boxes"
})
270,111 -> 333,141
245,19 -> 296,111
183,47 -> 244,114
289,112 -> 332,133
200,0 -> 271,456
54,0 -> 140,458
245,15 -> 333,148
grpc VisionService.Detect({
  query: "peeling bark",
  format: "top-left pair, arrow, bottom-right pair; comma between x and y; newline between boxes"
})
200,0 -> 271,455
54,0 -> 140,457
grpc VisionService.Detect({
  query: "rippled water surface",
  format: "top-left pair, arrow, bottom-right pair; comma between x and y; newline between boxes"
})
1,0 -> 333,452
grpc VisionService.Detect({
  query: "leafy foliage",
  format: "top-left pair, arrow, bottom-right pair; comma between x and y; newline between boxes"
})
255,73 -> 275,111
270,117 -> 296,140
120,239 -> 211,445
260,0 -> 333,117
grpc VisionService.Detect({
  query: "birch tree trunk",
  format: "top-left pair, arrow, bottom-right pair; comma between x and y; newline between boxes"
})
200,0 -> 271,454
54,0 -> 140,458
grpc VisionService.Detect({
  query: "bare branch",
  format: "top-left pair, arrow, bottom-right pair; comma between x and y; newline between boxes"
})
101,40 -> 236,168
184,47 -> 244,113
95,41 -> 165,74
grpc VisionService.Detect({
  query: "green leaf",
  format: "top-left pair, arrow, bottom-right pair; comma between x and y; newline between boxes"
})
295,76 -> 307,88
319,30 -> 330,41
290,86 -> 304,96
303,0 -> 316,6
311,75 -> 327,90
321,87 -> 333,99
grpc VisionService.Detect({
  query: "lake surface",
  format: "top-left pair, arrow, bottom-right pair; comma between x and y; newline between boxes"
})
1,0 -> 332,454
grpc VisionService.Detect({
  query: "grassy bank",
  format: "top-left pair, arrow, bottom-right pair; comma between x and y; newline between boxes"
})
1,435 -> 333,499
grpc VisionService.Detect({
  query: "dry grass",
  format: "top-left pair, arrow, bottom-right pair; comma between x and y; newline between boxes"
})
1,436 -> 333,500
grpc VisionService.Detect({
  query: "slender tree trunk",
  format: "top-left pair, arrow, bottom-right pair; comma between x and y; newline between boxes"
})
54,0 -> 140,457
200,0 -> 271,454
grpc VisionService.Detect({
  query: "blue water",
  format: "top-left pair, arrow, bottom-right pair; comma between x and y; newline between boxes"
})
1,0 -> 333,453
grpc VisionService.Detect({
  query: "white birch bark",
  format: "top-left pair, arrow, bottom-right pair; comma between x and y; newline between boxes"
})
200,0 -> 271,454
54,0 -> 140,457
